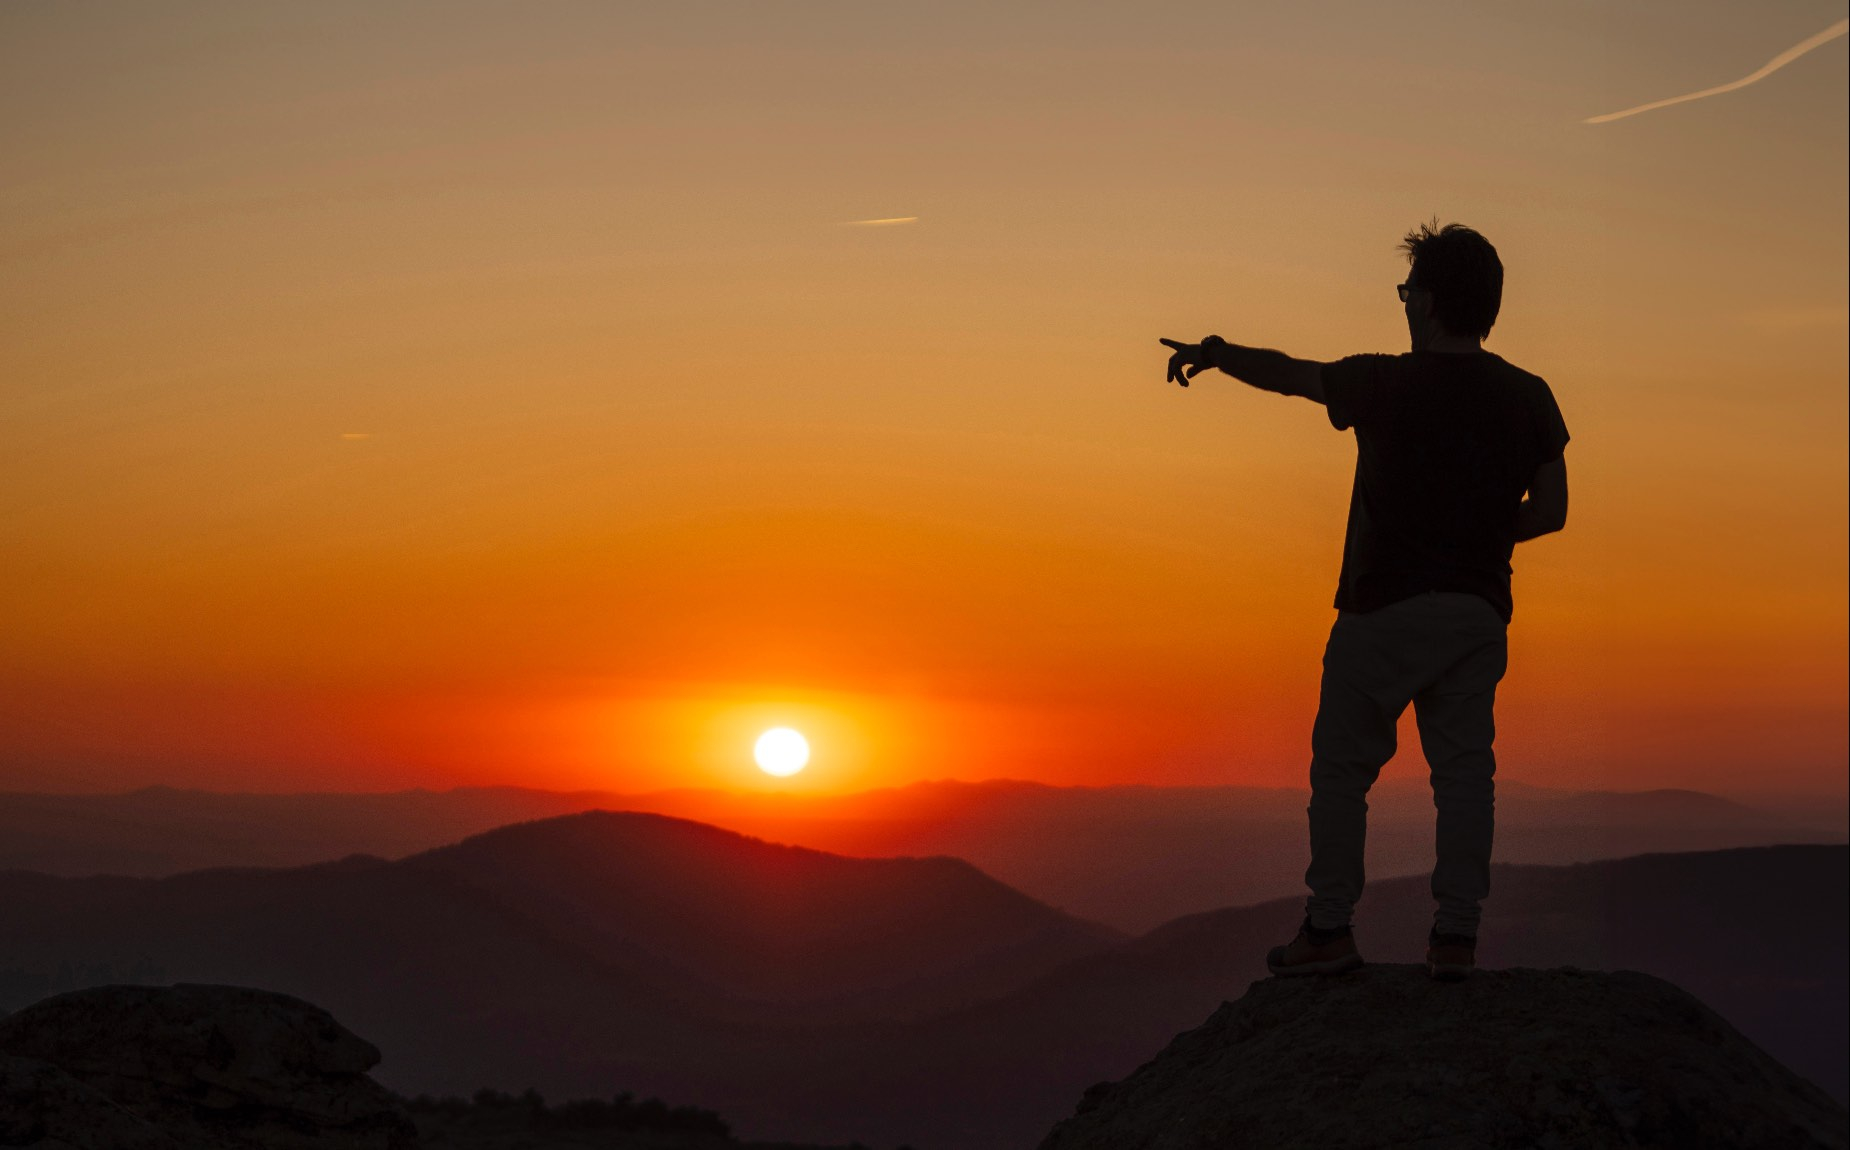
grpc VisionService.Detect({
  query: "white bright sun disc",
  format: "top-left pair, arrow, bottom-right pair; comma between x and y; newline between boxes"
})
753,728 -> 810,777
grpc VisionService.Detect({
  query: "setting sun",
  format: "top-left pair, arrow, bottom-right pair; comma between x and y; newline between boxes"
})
753,728 -> 810,777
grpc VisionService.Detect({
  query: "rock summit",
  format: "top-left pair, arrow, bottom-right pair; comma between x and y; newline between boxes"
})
1040,965 -> 1847,1150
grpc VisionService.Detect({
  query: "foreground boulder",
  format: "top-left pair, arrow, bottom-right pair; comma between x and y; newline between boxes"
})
1,1054 -> 183,1150
0,983 -> 417,1149
1040,965 -> 1848,1150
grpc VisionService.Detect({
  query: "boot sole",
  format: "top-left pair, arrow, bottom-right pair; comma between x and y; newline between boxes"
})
1267,951 -> 1364,977
1427,961 -> 1473,982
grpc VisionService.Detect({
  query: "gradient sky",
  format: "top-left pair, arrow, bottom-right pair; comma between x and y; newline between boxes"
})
3,1 -> 1845,799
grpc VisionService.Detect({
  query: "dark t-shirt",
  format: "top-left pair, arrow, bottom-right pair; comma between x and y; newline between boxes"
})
1321,350 -> 1569,622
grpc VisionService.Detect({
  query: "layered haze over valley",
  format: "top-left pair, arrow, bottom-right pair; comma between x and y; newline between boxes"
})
2,779 -> 1842,931
0,801 -> 1843,1148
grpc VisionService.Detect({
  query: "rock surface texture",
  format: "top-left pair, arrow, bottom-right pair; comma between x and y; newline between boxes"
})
1,1054 -> 183,1150
1039,965 -> 1849,1150
0,983 -> 417,1149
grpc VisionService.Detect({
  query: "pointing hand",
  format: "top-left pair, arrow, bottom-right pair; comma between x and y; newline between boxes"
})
1160,336 -> 1224,387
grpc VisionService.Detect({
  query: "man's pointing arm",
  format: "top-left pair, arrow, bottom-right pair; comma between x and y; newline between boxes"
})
1161,336 -> 1326,405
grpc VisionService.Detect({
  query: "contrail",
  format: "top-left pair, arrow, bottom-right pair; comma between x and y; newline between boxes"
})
1585,18 -> 1847,124
844,216 -> 919,226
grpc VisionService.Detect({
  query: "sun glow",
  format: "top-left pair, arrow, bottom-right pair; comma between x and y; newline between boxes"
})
753,727 -> 810,777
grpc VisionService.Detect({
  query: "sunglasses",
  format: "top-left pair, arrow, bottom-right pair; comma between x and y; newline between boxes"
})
1397,282 -> 1428,303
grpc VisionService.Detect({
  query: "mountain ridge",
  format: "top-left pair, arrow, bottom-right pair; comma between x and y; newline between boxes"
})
3,779 -> 1841,932
398,809 -> 1124,1010
0,814 -> 1841,1148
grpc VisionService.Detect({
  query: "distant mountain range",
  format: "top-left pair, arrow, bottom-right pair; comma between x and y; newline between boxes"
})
0,805 -> 1842,1149
0,809 -> 1119,1022
2,779 -> 1842,932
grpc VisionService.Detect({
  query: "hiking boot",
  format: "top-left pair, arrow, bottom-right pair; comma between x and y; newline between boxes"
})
1266,918 -> 1363,977
1426,931 -> 1476,981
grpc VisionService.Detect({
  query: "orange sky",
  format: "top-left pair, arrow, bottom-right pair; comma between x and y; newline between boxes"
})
3,2 -> 1845,799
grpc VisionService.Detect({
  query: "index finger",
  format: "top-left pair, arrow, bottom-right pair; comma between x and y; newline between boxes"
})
1158,337 -> 1186,350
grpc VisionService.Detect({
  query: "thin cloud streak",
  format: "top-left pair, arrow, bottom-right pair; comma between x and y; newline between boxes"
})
843,216 -> 920,227
1584,18 -> 1847,124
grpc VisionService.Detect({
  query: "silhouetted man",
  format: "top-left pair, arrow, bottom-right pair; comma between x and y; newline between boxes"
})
1160,221 -> 1569,981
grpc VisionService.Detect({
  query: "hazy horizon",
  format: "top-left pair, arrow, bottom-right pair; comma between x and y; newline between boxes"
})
4,772 -> 1848,809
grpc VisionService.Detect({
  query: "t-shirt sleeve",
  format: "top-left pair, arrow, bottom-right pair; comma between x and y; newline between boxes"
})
1321,354 -> 1385,431
1530,377 -> 1570,462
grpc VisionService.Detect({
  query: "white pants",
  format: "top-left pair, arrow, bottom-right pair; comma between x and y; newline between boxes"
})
1304,591 -> 1509,938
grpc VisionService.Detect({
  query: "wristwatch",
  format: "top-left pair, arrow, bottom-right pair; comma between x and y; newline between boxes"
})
1199,334 -> 1227,368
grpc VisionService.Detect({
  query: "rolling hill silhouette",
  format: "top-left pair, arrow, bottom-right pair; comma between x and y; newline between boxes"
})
0,809 -> 1119,1138
0,812 -> 1123,1022
0,810 -> 1840,1149
404,810 -> 1124,1012
3,779 -> 1840,932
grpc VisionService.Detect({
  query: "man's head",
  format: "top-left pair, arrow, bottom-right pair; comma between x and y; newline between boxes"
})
1398,220 -> 1502,347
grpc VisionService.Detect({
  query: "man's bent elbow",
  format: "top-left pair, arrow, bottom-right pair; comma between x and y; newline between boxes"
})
1514,503 -> 1566,542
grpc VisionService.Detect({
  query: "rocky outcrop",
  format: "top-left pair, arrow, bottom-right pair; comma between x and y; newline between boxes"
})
0,983 -> 417,1149
1040,965 -> 1848,1150
1,1054 -> 183,1150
